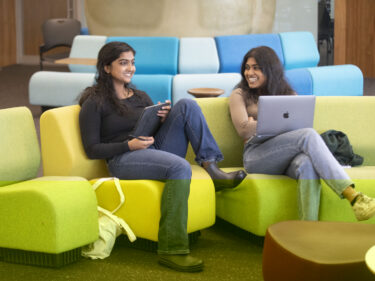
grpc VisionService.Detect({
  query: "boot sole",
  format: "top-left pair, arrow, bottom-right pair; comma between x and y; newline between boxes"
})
158,258 -> 204,272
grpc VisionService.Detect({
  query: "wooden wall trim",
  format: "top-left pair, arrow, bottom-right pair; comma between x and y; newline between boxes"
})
22,0 -> 67,56
334,0 -> 375,77
333,0 -> 347,65
0,0 -> 17,67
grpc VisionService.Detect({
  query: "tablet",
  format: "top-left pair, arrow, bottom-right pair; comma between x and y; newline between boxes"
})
131,103 -> 170,137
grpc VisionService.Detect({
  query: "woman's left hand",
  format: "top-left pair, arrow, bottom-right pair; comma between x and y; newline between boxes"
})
157,100 -> 171,122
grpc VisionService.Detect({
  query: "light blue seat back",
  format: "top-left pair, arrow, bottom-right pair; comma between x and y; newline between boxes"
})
215,34 -> 284,73
68,35 -> 107,73
172,73 -> 241,104
106,37 -> 179,75
178,37 -> 219,74
285,68 -> 313,95
308,65 -> 363,96
29,71 -> 95,107
279,32 -> 320,70
131,75 -> 173,104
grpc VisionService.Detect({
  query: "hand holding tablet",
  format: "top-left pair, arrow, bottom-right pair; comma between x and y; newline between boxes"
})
130,102 -> 171,138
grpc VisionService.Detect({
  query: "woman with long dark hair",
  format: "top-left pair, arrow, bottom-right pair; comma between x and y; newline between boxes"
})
229,46 -> 375,221
79,41 -> 246,272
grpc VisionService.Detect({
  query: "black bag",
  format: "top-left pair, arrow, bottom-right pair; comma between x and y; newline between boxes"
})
320,130 -> 363,166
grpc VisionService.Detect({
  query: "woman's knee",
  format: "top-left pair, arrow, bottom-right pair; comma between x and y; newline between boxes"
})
167,158 -> 192,180
288,153 -> 318,180
298,128 -> 319,138
297,128 -> 323,145
174,98 -> 198,111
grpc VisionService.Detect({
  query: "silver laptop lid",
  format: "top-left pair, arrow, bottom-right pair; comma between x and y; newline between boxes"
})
256,95 -> 316,138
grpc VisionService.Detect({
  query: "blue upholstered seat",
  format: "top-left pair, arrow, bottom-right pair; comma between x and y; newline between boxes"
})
285,68 -> 313,95
215,34 -> 284,73
106,37 -> 179,75
30,32 -> 363,109
308,65 -> 363,96
279,32 -> 320,70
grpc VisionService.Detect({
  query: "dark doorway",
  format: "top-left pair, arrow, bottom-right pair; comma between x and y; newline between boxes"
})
318,0 -> 334,65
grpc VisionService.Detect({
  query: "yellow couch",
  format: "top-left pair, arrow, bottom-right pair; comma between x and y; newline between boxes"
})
40,105 -> 215,242
41,96 -> 375,239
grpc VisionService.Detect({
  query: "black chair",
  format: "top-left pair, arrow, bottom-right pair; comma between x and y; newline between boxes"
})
39,18 -> 81,70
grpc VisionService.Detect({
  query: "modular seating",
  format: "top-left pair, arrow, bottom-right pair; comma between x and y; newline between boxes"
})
29,72 -> 173,107
172,68 -> 314,104
39,105 -> 216,242
185,96 -> 375,236
0,107 -> 98,267
39,96 -> 375,240
29,32 -> 364,108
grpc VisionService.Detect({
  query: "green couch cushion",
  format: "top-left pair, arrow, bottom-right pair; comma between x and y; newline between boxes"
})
0,107 -> 40,187
314,96 -> 375,166
186,98 -> 244,167
0,176 -> 98,253
216,168 -> 299,236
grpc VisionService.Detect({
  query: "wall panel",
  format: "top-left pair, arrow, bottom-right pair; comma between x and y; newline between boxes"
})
334,0 -> 375,77
22,0 -> 67,56
0,0 -> 17,67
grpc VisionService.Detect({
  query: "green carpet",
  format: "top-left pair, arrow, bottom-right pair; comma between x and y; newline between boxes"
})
0,219 -> 264,281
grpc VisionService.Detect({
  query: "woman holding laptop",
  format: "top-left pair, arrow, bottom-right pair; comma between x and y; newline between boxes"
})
229,46 -> 375,222
78,41 -> 246,272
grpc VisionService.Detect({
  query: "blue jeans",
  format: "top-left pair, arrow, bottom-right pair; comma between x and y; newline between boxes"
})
107,99 -> 223,254
243,128 -> 353,220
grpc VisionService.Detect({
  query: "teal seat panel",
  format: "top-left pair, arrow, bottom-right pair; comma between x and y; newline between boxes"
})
106,37 -> 179,75
131,74 -> 173,104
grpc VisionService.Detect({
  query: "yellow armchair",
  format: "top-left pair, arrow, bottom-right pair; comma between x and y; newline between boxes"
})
40,105 -> 216,242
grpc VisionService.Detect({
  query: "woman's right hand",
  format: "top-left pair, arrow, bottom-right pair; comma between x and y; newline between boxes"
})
128,136 -> 154,150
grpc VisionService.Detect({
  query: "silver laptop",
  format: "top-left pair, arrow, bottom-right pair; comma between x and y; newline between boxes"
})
248,95 -> 316,144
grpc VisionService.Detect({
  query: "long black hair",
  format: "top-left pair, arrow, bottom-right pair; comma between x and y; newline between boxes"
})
235,46 -> 294,103
79,41 -> 137,114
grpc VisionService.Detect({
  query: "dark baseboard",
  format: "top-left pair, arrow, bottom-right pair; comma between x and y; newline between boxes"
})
0,247 -> 82,268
